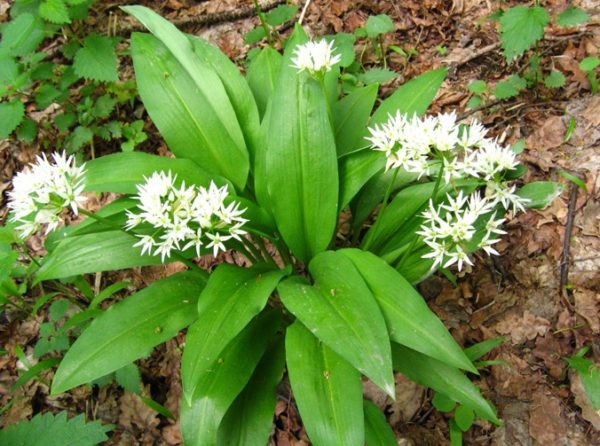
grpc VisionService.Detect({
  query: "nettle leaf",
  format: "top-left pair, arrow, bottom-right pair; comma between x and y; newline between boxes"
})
493,74 -> 526,99
357,68 -> 396,85
286,321 -> 364,446
73,34 -> 119,82
0,13 -> 45,57
0,99 -> 25,138
266,4 -> 298,26
544,70 -> 566,88
39,0 -> 70,24
180,310 -> 280,446
244,26 -> 267,45
499,5 -> 549,61
341,249 -> 477,373
556,6 -> 589,27
365,14 -> 394,38
181,264 -> 287,403
331,33 -> 356,68
66,125 -> 93,152
580,56 -> 600,72
468,79 -> 486,94
52,270 -> 206,394
17,117 -> 37,142
517,181 -> 563,209
0,412 -> 111,446
279,251 -> 395,398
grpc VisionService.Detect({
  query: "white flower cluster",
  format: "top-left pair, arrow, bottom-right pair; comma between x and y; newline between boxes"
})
417,191 -> 507,271
291,39 -> 341,76
8,152 -> 86,238
125,172 -> 247,261
367,111 -> 529,213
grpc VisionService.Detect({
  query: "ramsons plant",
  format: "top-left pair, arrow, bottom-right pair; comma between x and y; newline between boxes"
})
9,6 -> 562,445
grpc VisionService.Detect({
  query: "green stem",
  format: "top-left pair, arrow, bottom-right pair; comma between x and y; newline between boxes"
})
363,168 -> 399,251
253,0 -> 273,46
77,208 -> 203,273
318,76 -> 335,133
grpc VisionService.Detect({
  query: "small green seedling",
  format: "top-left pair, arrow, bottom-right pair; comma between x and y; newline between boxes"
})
579,56 -> 599,94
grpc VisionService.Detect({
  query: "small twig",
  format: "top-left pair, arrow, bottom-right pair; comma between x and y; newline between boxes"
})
298,0 -> 312,26
559,180 -> 579,309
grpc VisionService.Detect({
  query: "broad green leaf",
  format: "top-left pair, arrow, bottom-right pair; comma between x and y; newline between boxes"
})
17,117 -> 37,143
363,400 -> 396,446
73,34 -> 118,82
181,264 -> 287,402
0,99 -> 25,139
180,310 -> 280,446
371,67 -> 447,125
0,13 -> 45,57
500,6 -> 549,61
517,181 -> 563,208
243,26 -> 267,45
0,411 -> 110,446
556,6 -> 589,27
124,5 -> 249,190
35,231 -> 166,282
391,343 -> 499,423
454,405 -> 475,431
279,251 -> 395,397
84,152 -> 229,194
39,0 -> 70,24
217,338 -> 285,446
357,68 -> 396,85
189,35 -> 260,161
565,355 -> 600,410
339,150 -> 385,210
341,249 -> 477,373
464,337 -> 504,362
286,321 -> 364,446
246,47 -> 282,118
265,26 -> 338,262
52,270 -> 206,394
365,14 -> 394,38
115,363 -> 142,394
334,83 -> 378,156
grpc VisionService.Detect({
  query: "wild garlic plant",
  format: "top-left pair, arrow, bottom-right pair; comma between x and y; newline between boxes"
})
14,6 -> 562,446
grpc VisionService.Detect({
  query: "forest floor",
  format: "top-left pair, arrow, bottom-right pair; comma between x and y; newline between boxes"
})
1,0 -> 599,445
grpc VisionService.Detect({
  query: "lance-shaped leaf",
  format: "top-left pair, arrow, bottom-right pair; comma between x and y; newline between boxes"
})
181,264 -> 287,402
127,21 -> 249,189
217,338 -> 285,446
189,35 -> 260,161
392,343 -> 499,424
363,400 -> 397,446
35,231 -> 165,283
246,46 -> 282,119
334,83 -> 378,157
264,25 -> 338,262
52,270 -> 206,394
286,321 -> 364,446
84,152 -> 229,194
341,249 -> 476,373
180,310 -> 281,446
279,251 -> 395,397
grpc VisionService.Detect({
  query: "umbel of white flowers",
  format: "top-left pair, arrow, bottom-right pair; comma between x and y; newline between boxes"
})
8,152 -> 87,238
367,111 -> 530,271
291,39 -> 341,76
125,172 -> 248,261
